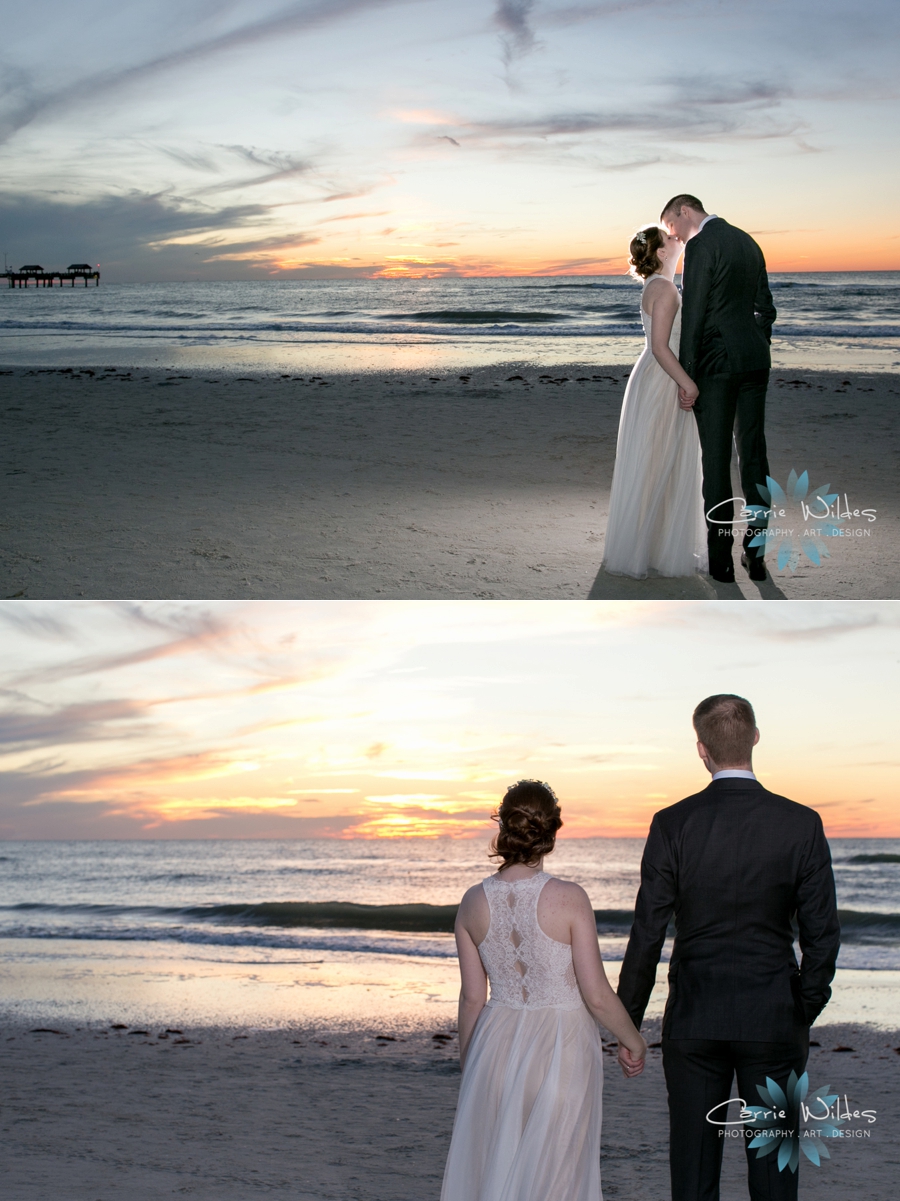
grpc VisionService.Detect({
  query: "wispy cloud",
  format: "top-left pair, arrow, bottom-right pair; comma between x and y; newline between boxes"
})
0,0 -> 420,145
7,605 -> 231,688
2,0 -> 894,278
0,700 -> 154,749
0,601 -> 897,839
495,0 -> 538,66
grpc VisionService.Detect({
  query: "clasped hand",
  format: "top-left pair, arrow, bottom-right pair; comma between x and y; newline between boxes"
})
617,1043 -> 647,1079
678,382 -> 699,410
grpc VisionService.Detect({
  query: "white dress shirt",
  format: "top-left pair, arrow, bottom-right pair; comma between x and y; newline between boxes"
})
698,213 -> 718,232
712,769 -> 756,781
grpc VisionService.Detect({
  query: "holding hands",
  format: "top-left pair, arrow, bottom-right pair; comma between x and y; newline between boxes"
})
678,381 -> 699,410
617,1038 -> 648,1079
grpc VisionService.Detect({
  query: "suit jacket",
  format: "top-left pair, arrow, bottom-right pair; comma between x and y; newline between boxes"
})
679,218 -> 777,379
617,779 -> 840,1041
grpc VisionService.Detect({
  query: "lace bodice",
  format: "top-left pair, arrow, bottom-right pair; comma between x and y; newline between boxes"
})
640,275 -> 681,354
478,872 -> 584,1010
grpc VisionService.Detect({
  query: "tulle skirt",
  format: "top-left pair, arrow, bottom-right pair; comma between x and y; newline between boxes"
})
601,344 -> 707,579
441,1003 -> 604,1201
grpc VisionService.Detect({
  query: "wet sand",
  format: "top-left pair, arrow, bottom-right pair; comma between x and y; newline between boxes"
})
1,364 -> 897,600
1,1018 -> 894,1200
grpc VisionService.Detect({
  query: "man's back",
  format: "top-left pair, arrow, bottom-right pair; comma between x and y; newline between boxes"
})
679,218 -> 776,377
617,778 -> 840,1041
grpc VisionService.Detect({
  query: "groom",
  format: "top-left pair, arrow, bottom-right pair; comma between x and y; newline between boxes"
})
617,695 -> 840,1201
660,196 -> 777,583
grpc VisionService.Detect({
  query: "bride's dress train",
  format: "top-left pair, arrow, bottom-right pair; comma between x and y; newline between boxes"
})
601,284 -> 707,578
440,872 -> 604,1201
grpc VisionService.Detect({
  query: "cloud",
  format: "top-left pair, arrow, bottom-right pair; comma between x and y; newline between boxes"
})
9,605 -> 232,687
528,255 -> 620,273
0,608 -> 76,641
763,613 -> 890,640
545,0 -> 674,26
0,699 -> 153,749
405,74 -> 800,164
194,146 -> 314,195
0,0 -> 420,146
0,189 -> 317,279
456,93 -> 796,145
156,146 -> 220,174
495,1 -> 538,65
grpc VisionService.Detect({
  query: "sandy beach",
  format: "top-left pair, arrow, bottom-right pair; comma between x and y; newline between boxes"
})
1,364 -> 896,601
2,1016 -> 895,1201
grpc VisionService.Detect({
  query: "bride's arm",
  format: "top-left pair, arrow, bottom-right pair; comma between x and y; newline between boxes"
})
645,279 -> 699,408
455,891 -> 488,1070
569,886 -> 647,1076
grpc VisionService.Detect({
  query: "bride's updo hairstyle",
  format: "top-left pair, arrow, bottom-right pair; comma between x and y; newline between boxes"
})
628,225 -> 665,280
490,780 -> 563,867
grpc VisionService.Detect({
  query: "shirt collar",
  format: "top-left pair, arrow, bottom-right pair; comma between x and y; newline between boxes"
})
698,213 -> 718,232
712,769 -> 756,781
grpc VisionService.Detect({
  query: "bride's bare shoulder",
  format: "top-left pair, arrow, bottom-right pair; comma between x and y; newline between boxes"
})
543,876 -> 591,911
459,880 -> 489,911
644,275 -> 678,298
640,274 -> 677,316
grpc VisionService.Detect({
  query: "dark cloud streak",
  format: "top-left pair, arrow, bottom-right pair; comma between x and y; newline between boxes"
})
0,190 -> 320,279
0,700 -> 153,749
0,0 -> 419,146
495,1 -> 538,65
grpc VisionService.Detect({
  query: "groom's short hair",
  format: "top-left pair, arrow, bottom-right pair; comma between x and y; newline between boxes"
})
692,694 -> 756,765
660,194 -> 706,220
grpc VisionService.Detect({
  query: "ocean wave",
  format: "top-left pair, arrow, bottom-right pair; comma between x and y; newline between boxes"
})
774,324 -> 900,338
0,920 -> 457,959
5,900 -> 460,932
0,319 -> 644,339
1,316 -> 897,340
846,854 -> 900,864
3,902 -> 897,941
381,310 -> 564,324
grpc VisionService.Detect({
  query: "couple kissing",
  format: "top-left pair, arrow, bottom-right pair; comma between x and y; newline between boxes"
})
602,196 -> 778,586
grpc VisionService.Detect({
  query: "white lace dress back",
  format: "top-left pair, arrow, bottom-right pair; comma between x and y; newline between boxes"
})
441,872 -> 604,1201
601,276 -> 708,579
479,871 -> 582,1009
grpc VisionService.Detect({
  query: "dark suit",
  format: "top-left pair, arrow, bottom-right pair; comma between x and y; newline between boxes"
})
679,219 -> 778,574
617,778 -> 840,1201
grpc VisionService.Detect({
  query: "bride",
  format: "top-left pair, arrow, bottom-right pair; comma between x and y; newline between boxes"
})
601,226 -> 708,579
440,781 -> 646,1201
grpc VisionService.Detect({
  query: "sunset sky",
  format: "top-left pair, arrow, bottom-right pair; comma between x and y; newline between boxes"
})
1,600 -> 897,840
2,1 -> 898,279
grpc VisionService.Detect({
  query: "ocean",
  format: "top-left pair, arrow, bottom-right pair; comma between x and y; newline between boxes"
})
1,838 -> 898,1033
2,837 -> 898,968
2,274 -> 898,372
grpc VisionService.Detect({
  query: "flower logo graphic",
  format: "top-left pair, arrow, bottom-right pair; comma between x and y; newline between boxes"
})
748,470 -> 843,572
743,1071 -> 844,1172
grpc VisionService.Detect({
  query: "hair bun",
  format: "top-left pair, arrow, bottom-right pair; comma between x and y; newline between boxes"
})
628,226 -> 665,280
490,780 -> 563,867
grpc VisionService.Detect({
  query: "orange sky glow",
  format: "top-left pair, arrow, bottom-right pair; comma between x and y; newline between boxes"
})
4,2 -> 897,282
1,601 -> 897,842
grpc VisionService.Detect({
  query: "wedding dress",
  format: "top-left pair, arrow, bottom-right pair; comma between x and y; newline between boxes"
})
601,278 -> 707,578
440,871 -> 604,1201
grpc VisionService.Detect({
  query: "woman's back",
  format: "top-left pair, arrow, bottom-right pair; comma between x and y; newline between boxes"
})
442,781 -> 645,1201
479,871 -> 583,1010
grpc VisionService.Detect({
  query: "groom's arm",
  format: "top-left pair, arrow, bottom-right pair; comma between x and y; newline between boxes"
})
794,814 -> 841,1024
616,815 -> 677,1029
753,265 -> 777,342
678,237 -> 714,378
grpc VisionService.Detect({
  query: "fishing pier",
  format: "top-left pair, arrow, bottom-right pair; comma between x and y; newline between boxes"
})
4,263 -> 100,288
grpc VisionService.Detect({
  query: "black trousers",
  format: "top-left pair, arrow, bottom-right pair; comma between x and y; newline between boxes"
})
692,369 -> 770,572
662,1032 -> 809,1201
